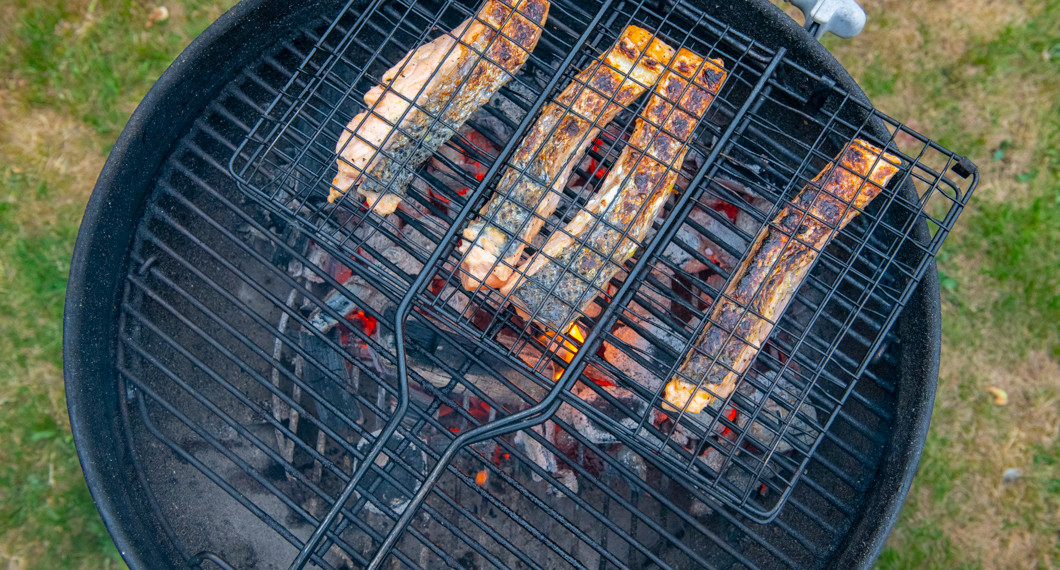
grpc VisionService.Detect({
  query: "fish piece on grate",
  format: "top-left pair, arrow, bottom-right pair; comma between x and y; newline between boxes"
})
500,48 -> 726,331
459,25 -> 675,290
665,139 -> 901,413
329,0 -> 549,213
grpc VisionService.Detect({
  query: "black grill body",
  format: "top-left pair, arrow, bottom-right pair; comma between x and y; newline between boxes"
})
65,0 -> 946,568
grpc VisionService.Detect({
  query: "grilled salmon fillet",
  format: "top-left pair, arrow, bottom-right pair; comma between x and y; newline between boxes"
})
458,26 -> 675,290
665,140 -> 901,414
500,48 -> 726,331
329,0 -> 549,214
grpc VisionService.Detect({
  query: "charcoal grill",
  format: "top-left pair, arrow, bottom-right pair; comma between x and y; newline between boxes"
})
64,0 -> 977,568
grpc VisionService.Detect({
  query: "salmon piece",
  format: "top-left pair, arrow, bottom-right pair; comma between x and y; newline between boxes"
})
665,140 -> 901,414
500,49 -> 726,331
330,0 -> 549,214
459,26 -> 675,290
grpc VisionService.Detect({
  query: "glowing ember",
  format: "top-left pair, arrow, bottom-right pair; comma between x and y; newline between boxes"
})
581,138 -> 610,180
711,200 -> 740,223
340,310 -> 378,347
719,407 -> 739,439
347,311 -> 377,336
546,323 -> 587,381
429,276 -> 446,295
475,470 -> 488,487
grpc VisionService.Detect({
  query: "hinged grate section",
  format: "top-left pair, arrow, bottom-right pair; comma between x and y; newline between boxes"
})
104,0 -> 988,565
225,0 -> 976,533
549,56 -> 977,521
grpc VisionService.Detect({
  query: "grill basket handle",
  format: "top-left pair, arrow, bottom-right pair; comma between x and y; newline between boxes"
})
788,0 -> 866,39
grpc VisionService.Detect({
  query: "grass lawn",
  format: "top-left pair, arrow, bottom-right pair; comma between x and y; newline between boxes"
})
1,0 -> 1057,568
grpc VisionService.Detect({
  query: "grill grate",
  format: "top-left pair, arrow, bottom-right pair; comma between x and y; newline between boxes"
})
230,0 -> 973,526
119,0 -> 974,568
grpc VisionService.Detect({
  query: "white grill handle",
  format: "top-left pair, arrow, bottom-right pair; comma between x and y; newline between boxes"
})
788,0 -> 866,39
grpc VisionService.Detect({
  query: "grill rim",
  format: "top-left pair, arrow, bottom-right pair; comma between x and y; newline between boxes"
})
62,0 -> 940,567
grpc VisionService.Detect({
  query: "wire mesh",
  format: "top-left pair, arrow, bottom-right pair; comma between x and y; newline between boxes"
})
225,0 -> 975,533
103,0 -> 985,565
553,56 -> 977,520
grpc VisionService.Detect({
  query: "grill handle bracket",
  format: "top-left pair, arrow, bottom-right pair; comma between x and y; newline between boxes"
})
788,0 -> 865,39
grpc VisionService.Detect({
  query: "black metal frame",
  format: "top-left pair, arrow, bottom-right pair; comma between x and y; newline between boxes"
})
65,0 -> 972,568
230,0 -> 974,537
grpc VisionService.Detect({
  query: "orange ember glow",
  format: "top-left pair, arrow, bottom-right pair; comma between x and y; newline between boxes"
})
349,311 -> 377,336
712,201 -> 740,223
717,407 -> 739,439
548,323 -> 588,381
475,470 -> 488,487
569,323 -> 587,344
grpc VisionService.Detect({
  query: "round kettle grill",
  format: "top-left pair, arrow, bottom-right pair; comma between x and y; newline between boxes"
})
64,0 -> 976,568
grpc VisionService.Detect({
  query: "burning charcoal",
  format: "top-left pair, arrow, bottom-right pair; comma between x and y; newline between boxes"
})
555,383 -> 645,445
399,325 -> 556,407
556,404 -> 621,445
309,275 -> 388,333
487,80 -> 538,129
425,128 -> 495,209
602,327 -> 658,392
689,499 -> 714,518
666,222 -> 718,275
358,218 -> 436,277
627,299 -> 686,352
355,430 -> 428,517
729,200 -> 773,238
292,243 -> 328,283
513,425 -> 557,483
667,422 -> 696,448
298,331 -> 361,434
613,446 -> 647,483
723,465 -> 754,495
686,207 -> 743,270
551,467 -> 579,496
701,446 -> 725,473
735,372 -> 819,454
603,313 -> 701,414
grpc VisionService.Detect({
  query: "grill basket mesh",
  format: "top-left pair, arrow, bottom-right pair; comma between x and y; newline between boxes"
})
120,0 -> 980,565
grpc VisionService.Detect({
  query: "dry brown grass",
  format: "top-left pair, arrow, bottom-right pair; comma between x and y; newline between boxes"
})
923,345 -> 1060,569
818,1 -> 1060,567
0,95 -> 104,232
828,0 -> 1051,207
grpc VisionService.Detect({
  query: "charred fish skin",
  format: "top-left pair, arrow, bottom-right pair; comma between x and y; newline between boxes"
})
503,49 -> 726,331
665,140 -> 901,414
329,0 -> 549,214
458,26 -> 676,291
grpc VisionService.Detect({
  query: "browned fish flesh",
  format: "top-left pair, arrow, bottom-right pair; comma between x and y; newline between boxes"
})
458,26 -> 675,290
329,0 -> 549,214
665,140 -> 901,414
500,48 -> 727,331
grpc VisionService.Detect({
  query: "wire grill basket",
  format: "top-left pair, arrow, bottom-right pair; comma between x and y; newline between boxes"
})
225,0 -> 976,559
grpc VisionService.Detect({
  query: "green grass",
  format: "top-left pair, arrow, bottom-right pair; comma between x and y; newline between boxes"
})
0,1 -> 234,567
4,0 -> 233,140
0,0 -> 1058,567
823,0 -> 1060,567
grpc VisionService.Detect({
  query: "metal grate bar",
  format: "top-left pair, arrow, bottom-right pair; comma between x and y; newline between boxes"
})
120,373 -> 341,570
134,194 -> 569,566
365,43 -> 789,565
120,272 -> 405,554
116,0 -> 977,563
